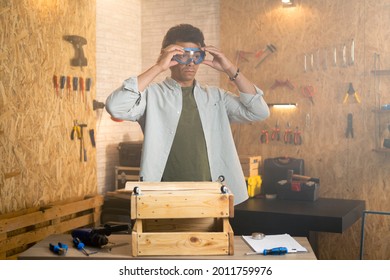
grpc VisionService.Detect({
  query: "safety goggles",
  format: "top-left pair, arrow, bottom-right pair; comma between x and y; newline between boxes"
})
172,47 -> 205,65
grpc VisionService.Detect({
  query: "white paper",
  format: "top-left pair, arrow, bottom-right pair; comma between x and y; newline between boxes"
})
242,233 -> 308,253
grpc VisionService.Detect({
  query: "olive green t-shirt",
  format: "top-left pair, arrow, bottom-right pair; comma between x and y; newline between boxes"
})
162,86 -> 211,182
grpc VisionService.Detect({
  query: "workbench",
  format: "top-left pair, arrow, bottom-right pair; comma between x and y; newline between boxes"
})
230,197 -> 365,256
18,234 -> 317,260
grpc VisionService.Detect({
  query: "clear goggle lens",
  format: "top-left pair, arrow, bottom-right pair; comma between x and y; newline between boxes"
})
173,48 -> 205,65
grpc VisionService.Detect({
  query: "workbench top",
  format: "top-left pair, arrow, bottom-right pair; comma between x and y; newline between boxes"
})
18,234 -> 317,260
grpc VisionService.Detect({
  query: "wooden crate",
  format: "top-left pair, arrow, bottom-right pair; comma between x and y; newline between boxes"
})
125,182 -> 234,256
115,166 -> 140,190
0,195 -> 103,260
239,155 -> 261,177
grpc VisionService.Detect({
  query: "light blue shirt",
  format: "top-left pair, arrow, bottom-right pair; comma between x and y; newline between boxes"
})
105,76 -> 270,205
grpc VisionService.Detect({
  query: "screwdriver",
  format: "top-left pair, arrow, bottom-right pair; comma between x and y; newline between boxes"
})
53,75 -> 59,97
85,78 -> 92,110
66,76 -> 72,100
72,77 -> 79,103
73,237 -> 96,256
80,77 -> 85,106
60,76 -> 66,98
245,247 -> 288,256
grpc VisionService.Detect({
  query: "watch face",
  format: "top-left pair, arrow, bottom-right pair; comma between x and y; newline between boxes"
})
173,48 -> 205,65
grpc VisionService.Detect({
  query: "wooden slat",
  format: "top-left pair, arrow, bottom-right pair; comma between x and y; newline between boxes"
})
134,232 -> 231,256
125,181 -> 224,192
0,195 -> 103,259
134,193 -> 231,219
143,218 -> 221,233
0,195 -> 103,233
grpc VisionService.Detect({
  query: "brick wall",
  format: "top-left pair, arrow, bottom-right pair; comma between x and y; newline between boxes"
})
96,0 -> 143,193
96,0 -> 220,193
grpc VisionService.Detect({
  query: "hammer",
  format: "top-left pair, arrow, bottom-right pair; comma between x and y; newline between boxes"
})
79,124 -> 88,162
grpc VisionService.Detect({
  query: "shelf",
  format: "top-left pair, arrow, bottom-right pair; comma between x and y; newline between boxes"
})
371,69 -> 390,76
373,148 -> 390,153
372,109 -> 390,114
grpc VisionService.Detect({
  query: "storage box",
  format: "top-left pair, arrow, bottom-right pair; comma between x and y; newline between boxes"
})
117,141 -> 143,167
115,166 -> 140,190
239,155 -> 261,177
126,181 -> 234,256
276,181 -> 319,201
262,157 -> 304,195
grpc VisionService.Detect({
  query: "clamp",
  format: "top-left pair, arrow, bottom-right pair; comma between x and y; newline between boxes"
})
49,242 -> 68,255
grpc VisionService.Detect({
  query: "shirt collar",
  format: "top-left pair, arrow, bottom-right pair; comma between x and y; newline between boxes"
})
164,77 -> 200,91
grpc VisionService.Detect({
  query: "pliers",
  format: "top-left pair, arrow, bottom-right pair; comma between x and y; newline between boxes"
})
70,120 -> 81,140
343,83 -> 361,104
260,128 -> 269,144
284,122 -> 293,144
271,121 -> 280,141
294,126 -> 302,145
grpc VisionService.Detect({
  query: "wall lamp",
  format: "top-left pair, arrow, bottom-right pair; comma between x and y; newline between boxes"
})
282,0 -> 295,7
269,103 -> 297,109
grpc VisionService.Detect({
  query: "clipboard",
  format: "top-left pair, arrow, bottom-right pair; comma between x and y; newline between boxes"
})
242,233 -> 308,253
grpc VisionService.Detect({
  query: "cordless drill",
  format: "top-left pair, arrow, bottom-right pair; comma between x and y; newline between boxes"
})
71,224 -> 129,247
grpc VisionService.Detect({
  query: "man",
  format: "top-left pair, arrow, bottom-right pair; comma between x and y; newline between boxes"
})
106,24 -> 269,205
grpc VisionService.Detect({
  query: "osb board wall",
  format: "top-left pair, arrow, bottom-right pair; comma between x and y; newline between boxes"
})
0,0 -> 97,214
221,0 -> 390,259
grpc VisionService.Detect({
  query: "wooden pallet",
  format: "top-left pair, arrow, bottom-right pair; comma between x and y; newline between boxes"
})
126,182 -> 234,256
0,195 -> 104,260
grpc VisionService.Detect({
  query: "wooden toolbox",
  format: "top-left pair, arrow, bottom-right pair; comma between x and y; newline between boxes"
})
239,155 -> 261,177
125,181 -> 234,256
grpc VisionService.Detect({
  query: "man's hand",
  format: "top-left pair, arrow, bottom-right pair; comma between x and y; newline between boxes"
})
201,45 -> 234,73
156,44 -> 184,71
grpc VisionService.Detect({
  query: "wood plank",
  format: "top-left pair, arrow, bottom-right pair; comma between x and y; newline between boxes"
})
125,181 -> 224,192
134,232 -> 231,256
134,193 -> 231,219
143,218 -> 221,232
0,213 -> 97,254
0,195 -> 103,233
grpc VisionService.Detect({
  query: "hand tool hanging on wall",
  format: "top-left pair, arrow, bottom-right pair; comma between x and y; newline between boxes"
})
79,123 -> 88,162
345,113 -> 354,138
255,44 -> 277,69
60,76 -> 66,98
53,75 -> 59,97
301,85 -> 315,104
284,122 -> 293,144
343,83 -> 361,104
89,129 -> 96,147
72,76 -> 79,103
66,76 -> 72,100
235,50 -> 253,66
260,128 -> 269,144
86,77 -> 92,110
80,77 -> 85,107
294,127 -> 302,145
63,35 -> 88,70
270,79 -> 295,91
271,121 -> 280,141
